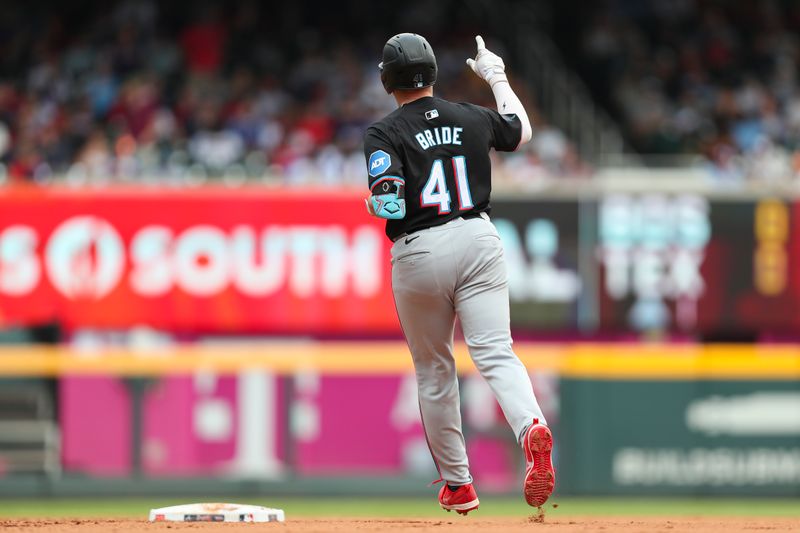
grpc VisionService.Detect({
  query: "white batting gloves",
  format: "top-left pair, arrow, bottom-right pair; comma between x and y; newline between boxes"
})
466,35 -> 508,87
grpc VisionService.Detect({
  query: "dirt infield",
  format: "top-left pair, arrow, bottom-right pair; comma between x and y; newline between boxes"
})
2,517 -> 799,532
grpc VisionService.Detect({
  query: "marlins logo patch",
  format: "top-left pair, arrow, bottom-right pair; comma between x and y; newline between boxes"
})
368,150 -> 391,177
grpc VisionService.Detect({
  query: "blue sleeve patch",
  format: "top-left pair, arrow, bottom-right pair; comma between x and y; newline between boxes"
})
368,150 -> 391,177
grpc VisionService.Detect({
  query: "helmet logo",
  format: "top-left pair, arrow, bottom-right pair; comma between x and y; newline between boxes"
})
413,74 -> 424,88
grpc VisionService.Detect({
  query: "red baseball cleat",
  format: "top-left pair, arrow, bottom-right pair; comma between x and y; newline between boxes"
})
438,483 -> 480,515
522,421 -> 555,507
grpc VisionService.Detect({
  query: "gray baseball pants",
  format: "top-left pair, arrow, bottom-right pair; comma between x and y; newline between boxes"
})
391,213 -> 546,485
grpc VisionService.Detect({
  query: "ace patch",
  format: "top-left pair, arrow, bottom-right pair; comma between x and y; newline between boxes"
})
368,150 -> 391,177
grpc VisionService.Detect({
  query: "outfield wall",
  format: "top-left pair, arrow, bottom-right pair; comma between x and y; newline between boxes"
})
1,342 -> 798,497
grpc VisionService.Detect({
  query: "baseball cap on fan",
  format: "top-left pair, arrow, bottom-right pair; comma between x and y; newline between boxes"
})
378,33 -> 437,93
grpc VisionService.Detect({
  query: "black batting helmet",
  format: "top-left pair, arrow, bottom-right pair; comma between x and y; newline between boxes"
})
379,33 -> 437,93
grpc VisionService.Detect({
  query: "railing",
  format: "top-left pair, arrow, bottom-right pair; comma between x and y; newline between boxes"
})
512,8 -> 631,165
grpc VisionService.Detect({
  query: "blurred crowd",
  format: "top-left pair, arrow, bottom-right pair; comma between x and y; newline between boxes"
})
5,0 -> 800,187
0,0 -> 584,188
570,0 -> 800,181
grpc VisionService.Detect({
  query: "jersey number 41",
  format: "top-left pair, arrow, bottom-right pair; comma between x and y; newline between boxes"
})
420,156 -> 474,214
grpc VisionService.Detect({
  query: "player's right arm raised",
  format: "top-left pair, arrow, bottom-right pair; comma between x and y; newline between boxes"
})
466,35 -> 532,149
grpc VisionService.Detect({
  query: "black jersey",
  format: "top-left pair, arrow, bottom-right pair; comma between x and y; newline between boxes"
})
364,96 -> 522,241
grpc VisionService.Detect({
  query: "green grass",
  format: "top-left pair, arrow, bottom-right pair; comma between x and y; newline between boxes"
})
0,497 -> 798,518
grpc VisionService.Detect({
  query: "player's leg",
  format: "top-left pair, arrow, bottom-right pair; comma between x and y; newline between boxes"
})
453,218 -> 555,507
453,223 -> 546,439
391,236 -> 472,487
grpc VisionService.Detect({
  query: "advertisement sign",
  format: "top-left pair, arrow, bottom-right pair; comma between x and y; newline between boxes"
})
492,200 -> 581,331
59,371 -> 549,486
559,378 -> 800,495
596,196 -> 799,335
1,188 -> 799,335
0,189 -> 396,333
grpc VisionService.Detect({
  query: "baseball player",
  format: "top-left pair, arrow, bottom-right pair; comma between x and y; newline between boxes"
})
363,33 -> 555,514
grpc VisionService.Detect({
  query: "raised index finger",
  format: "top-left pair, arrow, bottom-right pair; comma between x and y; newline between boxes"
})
475,35 -> 486,51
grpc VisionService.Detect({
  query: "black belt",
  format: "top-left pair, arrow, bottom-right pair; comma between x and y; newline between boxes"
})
393,211 -> 485,242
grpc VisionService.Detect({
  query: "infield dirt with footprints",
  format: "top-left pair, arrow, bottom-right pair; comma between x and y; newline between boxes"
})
2,517 -> 800,532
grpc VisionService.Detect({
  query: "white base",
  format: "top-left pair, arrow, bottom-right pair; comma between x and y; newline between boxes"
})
148,503 -> 285,523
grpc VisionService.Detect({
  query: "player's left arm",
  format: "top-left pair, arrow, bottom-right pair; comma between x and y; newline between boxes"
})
363,128 -> 406,219
467,35 -> 532,150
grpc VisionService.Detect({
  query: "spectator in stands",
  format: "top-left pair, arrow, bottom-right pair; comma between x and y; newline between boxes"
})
569,0 -> 800,181
0,0 -> 580,186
